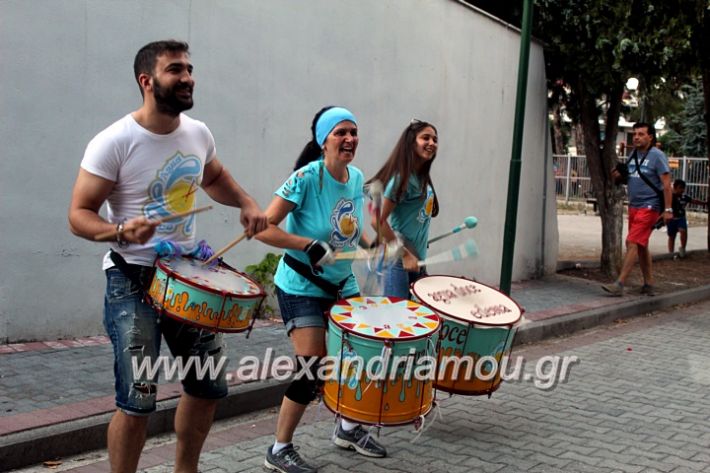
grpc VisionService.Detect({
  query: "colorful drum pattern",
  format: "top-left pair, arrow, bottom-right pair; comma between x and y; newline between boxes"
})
411,275 -> 523,396
147,256 -> 265,332
323,296 -> 440,426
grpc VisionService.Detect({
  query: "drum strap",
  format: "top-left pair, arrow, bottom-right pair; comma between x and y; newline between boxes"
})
283,253 -> 351,300
109,249 -> 154,297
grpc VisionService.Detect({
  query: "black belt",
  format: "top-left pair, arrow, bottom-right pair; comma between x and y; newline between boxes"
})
283,253 -> 351,300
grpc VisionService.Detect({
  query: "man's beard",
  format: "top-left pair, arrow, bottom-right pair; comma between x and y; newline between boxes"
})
153,77 -> 193,116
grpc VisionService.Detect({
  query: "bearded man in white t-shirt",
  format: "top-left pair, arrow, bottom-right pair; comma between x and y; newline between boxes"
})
68,40 -> 268,473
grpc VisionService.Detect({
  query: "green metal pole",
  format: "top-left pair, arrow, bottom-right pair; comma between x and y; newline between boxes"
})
499,0 -> 534,295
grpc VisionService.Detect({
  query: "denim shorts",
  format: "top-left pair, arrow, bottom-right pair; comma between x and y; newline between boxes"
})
383,259 -> 427,299
103,268 -> 228,415
275,286 -> 358,335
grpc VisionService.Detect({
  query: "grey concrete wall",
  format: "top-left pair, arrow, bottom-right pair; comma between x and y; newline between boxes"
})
0,0 -> 556,342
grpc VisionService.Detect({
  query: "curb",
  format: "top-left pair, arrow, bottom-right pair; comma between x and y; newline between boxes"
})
2,285 -> 710,470
514,284 -> 710,345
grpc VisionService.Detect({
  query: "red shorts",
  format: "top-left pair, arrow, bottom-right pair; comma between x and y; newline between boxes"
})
627,207 -> 660,247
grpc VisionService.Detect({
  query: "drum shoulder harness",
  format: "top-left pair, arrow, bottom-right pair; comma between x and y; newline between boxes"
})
283,253 -> 351,299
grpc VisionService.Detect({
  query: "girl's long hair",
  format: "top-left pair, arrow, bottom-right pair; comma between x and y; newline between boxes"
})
293,106 -> 335,171
367,120 -> 439,217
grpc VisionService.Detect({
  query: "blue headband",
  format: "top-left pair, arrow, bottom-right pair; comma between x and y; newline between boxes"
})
315,107 -> 357,147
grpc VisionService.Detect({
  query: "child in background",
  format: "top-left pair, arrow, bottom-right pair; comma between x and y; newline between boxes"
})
667,179 -> 706,258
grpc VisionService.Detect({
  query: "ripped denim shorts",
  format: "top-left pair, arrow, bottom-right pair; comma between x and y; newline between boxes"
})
103,267 -> 228,415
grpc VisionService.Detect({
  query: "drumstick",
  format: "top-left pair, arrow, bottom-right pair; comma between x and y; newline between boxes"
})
427,216 -> 478,244
95,205 -> 213,241
202,213 -> 275,265
202,233 -> 247,265
417,238 -> 479,267
334,247 -> 373,261
369,180 -> 384,246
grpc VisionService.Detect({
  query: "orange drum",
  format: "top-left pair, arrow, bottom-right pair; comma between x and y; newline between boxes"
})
411,275 -> 522,396
323,296 -> 440,426
147,256 -> 265,332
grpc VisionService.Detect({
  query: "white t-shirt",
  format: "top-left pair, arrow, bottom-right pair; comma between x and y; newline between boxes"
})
81,113 -> 216,269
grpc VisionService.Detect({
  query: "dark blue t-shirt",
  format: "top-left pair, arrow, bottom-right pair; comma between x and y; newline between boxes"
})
672,193 -> 693,219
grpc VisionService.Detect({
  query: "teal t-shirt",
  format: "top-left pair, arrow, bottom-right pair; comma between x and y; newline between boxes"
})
384,174 -> 434,260
273,160 -> 364,298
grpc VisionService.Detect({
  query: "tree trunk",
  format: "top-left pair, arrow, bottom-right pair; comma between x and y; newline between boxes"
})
576,81 -> 626,278
703,67 -> 710,251
550,101 -> 565,154
695,0 -> 710,251
574,123 -> 585,154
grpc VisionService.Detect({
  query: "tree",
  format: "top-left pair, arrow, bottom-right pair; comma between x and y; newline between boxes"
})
680,1 -> 710,250
466,0 -> 709,255
534,0 -> 695,276
662,79 -> 708,157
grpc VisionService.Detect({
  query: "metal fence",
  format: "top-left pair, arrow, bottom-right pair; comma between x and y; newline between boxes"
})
553,154 -> 709,212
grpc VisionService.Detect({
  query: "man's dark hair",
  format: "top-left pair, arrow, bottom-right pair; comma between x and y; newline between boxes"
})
673,179 -> 686,189
133,40 -> 190,96
633,122 -> 657,145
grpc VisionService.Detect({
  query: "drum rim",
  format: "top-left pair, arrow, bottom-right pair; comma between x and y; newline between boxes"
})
155,256 -> 266,299
329,295 -> 441,342
410,274 -> 523,327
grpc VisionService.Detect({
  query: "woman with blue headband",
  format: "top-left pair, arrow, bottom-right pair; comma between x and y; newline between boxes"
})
257,106 -> 386,473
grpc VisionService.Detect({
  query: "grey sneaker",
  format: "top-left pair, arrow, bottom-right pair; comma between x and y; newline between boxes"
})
679,247 -> 686,258
601,282 -> 624,297
333,424 -> 387,458
640,284 -> 656,296
265,444 -> 317,473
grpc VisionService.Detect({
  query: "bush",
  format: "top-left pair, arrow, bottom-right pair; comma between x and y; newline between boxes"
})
245,253 -> 282,318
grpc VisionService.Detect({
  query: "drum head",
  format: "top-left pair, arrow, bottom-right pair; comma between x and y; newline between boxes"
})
411,275 -> 522,326
330,296 -> 440,341
156,256 -> 263,297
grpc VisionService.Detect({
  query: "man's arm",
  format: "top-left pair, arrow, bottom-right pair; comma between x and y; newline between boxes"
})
68,169 -> 158,243
201,158 -> 268,237
661,172 -> 673,223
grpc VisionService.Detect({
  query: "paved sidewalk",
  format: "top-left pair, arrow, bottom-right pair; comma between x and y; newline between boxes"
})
1,264 -> 709,471
557,214 -> 707,261
8,300 -> 710,473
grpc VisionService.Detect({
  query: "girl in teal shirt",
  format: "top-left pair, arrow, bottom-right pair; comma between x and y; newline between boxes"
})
368,120 -> 439,299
